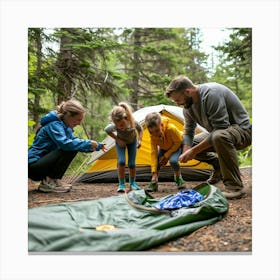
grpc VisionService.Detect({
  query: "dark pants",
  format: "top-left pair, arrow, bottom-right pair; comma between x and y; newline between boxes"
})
193,125 -> 252,188
28,150 -> 77,181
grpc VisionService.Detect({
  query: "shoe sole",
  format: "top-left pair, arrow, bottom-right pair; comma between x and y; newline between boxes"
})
145,189 -> 157,192
222,190 -> 246,199
38,187 -> 70,193
207,179 -> 222,184
130,186 -> 141,190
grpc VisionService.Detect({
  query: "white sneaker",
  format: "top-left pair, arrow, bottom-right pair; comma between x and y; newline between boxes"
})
38,179 -> 71,193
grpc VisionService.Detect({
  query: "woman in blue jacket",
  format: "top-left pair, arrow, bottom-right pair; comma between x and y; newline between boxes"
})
28,99 -> 105,193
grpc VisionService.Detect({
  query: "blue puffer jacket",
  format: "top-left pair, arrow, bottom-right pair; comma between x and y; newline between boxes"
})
28,111 -> 93,164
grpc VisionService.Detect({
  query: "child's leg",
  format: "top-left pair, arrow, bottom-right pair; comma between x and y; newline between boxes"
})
115,142 -> 126,192
118,165 -> 126,182
127,139 -> 141,190
146,149 -> 163,192
169,147 -> 185,189
169,147 -> 182,173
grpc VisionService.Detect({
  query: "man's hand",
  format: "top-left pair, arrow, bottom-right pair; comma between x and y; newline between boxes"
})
179,148 -> 196,163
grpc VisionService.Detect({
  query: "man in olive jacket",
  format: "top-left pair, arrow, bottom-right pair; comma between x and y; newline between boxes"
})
165,76 -> 252,199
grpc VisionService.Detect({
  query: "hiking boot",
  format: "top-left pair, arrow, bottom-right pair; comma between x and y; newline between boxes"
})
145,182 -> 158,192
222,186 -> 246,199
207,169 -> 222,184
38,179 -> 71,193
130,181 -> 141,190
175,176 -> 185,189
117,183 -> 126,193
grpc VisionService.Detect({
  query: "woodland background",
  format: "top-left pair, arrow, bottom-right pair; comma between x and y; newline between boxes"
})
28,27 -> 252,172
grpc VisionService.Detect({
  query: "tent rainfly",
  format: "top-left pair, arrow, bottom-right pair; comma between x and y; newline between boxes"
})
77,104 -> 212,183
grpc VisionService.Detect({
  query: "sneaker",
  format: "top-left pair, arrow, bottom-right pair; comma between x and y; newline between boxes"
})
145,182 -> 158,192
222,187 -> 246,199
38,179 -> 71,193
117,183 -> 126,193
130,181 -> 141,190
175,176 -> 185,189
207,169 -> 222,184
54,179 -> 72,189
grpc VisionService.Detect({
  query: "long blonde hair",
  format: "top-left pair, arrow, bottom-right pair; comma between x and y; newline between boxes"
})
110,102 -> 135,128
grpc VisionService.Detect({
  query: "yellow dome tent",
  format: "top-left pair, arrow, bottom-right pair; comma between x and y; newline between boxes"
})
78,104 -> 212,183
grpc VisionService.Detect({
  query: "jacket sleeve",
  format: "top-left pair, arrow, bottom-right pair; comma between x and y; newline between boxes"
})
45,121 -> 93,152
150,138 -> 158,173
183,109 -> 197,146
164,125 -> 183,159
203,90 -> 231,144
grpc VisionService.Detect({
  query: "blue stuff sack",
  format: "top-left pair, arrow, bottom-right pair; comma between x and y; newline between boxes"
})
153,189 -> 204,210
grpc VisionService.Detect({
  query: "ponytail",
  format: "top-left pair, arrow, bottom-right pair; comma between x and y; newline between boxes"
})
110,102 -> 135,128
118,102 -> 135,128
57,99 -> 86,119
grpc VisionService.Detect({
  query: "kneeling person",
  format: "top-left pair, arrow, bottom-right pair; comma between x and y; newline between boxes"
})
145,112 -> 185,192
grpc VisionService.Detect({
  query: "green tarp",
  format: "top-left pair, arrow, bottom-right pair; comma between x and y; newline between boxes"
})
28,183 -> 228,252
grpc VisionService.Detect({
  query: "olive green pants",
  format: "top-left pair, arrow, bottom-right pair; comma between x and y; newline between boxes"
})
193,125 -> 252,188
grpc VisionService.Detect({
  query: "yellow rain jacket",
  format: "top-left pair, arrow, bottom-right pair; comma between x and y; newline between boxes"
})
149,117 -> 183,172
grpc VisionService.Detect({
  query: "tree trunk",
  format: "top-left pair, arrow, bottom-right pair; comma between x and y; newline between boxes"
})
33,29 -> 43,129
56,28 -> 76,103
129,29 -> 141,111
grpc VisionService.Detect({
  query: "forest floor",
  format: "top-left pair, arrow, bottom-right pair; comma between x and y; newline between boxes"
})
28,166 -> 252,253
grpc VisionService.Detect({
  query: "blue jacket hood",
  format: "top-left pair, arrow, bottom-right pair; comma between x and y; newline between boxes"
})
41,111 -> 60,126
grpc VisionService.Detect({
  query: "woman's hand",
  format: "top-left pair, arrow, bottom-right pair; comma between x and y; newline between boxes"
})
99,143 -> 106,151
91,141 -> 107,151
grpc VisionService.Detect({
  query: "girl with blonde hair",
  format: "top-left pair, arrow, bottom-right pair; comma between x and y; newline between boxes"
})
28,99 -> 105,193
104,102 -> 143,192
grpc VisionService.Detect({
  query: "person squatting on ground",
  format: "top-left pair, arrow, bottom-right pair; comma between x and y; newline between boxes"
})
104,102 -> 143,192
144,112 -> 185,192
166,76 -> 252,199
28,99 -> 106,193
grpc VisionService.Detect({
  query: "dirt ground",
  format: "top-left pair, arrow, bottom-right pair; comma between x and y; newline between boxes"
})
28,167 -> 252,253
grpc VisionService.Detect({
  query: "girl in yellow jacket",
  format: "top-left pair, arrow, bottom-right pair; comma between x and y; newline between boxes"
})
145,112 -> 185,192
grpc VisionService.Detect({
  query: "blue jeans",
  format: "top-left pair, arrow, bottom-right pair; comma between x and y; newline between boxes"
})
115,138 -> 137,168
158,147 -> 182,171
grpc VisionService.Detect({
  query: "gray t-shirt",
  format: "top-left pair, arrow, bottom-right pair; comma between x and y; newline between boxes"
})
104,121 -> 142,144
183,82 -> 251,145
